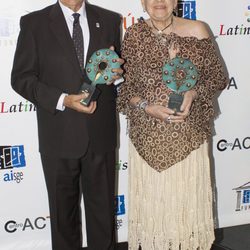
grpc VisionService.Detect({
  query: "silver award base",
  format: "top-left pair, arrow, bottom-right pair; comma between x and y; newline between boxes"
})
168,93 -> 183,112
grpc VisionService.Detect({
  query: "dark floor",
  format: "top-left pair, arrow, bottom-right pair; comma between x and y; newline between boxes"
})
116,242 -> 128,250
212,224 -> 250,250
83,224 -> 250,250
82,242 -> 128,250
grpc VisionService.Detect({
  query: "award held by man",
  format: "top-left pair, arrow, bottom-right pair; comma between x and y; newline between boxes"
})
162,57 -> 198,112
79,48 -> 120,106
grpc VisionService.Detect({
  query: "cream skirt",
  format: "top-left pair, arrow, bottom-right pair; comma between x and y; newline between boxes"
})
128,141 -> 215,250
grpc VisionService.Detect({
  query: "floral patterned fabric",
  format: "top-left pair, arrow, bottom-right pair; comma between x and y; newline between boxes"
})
117,19 -> 227,172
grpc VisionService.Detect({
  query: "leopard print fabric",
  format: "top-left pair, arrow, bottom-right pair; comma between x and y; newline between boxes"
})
117,19 -> 227,172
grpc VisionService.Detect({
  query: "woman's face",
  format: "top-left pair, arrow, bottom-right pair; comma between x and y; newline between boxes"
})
141,0 -> 177,22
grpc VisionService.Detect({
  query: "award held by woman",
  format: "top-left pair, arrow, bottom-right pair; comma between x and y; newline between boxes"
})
162,57 -> 198,112
80,48 -> 120,106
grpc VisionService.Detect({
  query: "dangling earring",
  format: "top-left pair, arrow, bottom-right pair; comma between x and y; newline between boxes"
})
143,8 -> 146,13
173,6 -> 178,16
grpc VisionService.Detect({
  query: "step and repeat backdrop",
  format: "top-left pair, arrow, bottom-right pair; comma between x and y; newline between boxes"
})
0,0 -> 249,249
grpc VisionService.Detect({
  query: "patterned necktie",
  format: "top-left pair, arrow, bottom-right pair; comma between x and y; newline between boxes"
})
72,13 -> 84,70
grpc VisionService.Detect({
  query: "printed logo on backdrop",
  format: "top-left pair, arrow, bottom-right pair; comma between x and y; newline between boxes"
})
0,100 -> 36,114
217,137 -> 250,152
115,195 -> 126,230
246,2 -> 250,22
0,17 -> 18,37
233,182 -> 250,212
116,160 -> 128,171
115,195 -> 126,216
0,15 -> 19,47
219,2 -> 250,36
122,0 -> 196,31
0,145 -> 26,183
4,216 -> 50,233
177,0 -> 196,20
123,13 -> 135,30
0,6 -> 31,46
227,77 -> 238,90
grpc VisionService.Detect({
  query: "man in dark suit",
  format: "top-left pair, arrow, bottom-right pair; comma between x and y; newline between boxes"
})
11,0 -> 122,249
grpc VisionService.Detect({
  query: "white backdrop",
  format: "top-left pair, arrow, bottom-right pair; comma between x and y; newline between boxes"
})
197,0 -> 250,228
0,0 -> 249,249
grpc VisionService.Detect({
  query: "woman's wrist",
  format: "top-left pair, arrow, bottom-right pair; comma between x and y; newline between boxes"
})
130,98 -> 149,111
138,99 -> 148,111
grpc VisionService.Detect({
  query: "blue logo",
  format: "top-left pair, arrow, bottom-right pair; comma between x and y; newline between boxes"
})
115,195 -> 126,216
0,145 -> 26,170
243,190 -> 250,204
233,182 -> 250,211
178,0 -> 196,20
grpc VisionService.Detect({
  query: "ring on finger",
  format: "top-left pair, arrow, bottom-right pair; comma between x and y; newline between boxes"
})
165,115 -> 171,124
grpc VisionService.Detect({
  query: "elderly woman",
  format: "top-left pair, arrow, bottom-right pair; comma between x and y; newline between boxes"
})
117,0 -> 227,249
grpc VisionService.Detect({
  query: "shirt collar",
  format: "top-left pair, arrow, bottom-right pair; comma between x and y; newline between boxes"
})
59,1 -> 87,20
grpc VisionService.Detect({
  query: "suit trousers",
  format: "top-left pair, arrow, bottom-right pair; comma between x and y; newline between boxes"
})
41,148 -> 116,250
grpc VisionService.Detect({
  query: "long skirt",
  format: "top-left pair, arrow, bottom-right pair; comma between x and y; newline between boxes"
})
128,141 -> 215,250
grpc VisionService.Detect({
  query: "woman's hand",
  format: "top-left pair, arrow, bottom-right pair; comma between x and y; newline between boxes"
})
107,46 -> 124,85
145,90 -> 197,123
176,89 -> 198,119
145,104 -> 184,123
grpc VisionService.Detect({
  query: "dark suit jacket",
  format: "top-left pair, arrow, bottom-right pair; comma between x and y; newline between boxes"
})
11,2 -> 121,158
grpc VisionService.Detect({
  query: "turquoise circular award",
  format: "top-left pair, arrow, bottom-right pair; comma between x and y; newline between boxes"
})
162,57 -> 198,112
86,49 -> 120,84
162,57 -> 198,93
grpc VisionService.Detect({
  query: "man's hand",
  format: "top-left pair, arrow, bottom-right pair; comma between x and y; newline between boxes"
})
63,93 -> 96,114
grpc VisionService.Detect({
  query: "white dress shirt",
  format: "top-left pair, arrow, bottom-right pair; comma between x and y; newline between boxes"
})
56,1 -> 90,111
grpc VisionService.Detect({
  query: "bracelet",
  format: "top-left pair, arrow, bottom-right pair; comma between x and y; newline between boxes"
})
134,99 -> 148,111
139,100 -> 148,111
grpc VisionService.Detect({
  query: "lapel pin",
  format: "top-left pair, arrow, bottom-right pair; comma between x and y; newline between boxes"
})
96,22 -> 100,28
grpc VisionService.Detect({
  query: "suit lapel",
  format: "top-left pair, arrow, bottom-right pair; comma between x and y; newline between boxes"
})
49,3 -> 82,77
85,3 -> 103,61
